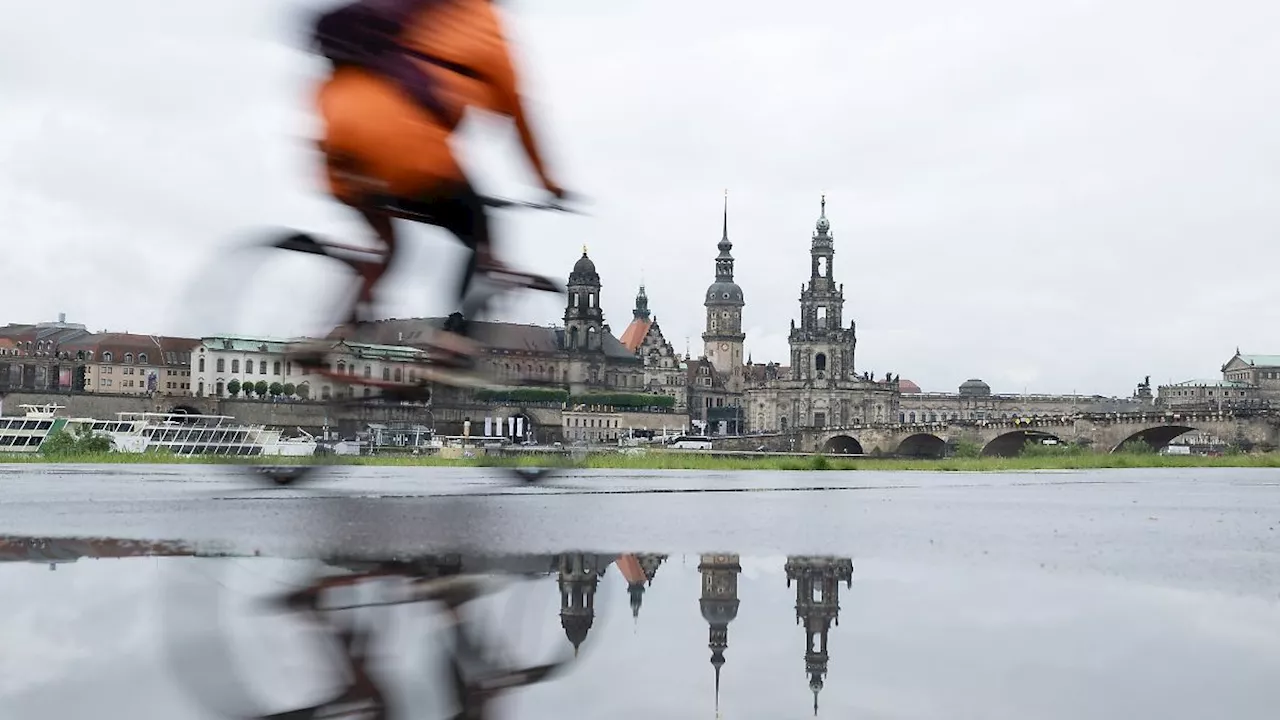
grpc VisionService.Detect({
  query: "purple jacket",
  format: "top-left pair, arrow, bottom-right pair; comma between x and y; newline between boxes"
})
314,0 -> 458,124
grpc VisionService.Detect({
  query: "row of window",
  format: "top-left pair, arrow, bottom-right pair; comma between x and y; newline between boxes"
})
565,417 -> 620,429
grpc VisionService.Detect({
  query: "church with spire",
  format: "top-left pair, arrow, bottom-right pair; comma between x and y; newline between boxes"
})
742,197 -> 901,431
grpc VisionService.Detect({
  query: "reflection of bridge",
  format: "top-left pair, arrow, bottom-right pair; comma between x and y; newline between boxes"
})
717,411 -> 1280,457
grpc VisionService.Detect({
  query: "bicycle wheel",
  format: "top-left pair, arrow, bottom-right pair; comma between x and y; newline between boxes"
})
173,227 -> 372,486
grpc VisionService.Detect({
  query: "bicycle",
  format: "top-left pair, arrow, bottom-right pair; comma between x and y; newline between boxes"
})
188,194 -> 585,487
160,553 -> 586,720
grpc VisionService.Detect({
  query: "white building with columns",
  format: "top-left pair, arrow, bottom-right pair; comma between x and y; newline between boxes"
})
190,336 -> 429,401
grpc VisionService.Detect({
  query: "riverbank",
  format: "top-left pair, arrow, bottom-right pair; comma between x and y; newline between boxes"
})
4,450 -> 1280,471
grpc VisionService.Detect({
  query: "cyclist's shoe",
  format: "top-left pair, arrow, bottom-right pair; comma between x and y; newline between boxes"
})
478,260 -> 562,294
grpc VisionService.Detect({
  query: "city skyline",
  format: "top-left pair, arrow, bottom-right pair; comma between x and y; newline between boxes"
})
4,0 -> 1278,399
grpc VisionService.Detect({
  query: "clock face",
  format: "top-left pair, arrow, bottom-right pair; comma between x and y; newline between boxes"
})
720,343 -> 729,351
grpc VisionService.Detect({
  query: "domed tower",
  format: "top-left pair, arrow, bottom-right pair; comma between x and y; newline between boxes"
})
786,556 -> 855,716
702,192 -> 746,378
557,553 -> 602,655
788,196 -> 858,389
698,553 -> 742,714
958,378 -> 991,397
563,248 -> 603,353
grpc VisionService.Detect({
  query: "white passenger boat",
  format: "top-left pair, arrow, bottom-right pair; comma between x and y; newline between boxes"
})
0,404 -> 317,457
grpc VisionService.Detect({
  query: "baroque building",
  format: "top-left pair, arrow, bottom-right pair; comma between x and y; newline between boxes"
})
366,249 -> 647,399
692,195 -> 747,434
745,199 -> 900,432
619,285 -> 687,412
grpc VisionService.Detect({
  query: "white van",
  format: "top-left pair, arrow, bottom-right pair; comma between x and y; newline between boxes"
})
668,435 -> 714,450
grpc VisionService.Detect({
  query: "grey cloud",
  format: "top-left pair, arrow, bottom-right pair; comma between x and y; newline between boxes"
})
3,0 -> 1279,395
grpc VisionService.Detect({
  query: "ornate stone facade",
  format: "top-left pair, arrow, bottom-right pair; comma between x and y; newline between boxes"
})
744,199 -> 900,432
619,285 -> 686,412
702,193 -> 746,388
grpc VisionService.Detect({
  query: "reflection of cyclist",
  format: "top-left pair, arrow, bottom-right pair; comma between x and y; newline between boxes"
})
313,0 -> 566,357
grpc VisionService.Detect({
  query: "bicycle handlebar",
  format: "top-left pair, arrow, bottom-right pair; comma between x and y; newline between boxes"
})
480,195 -> 589,215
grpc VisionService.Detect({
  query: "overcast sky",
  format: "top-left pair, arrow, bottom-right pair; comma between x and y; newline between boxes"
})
3,0 -> 1278,396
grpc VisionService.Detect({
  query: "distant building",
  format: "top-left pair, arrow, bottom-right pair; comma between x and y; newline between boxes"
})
59,334 -> 197,396
1156,350 -> 1280,410
897,377 -> 1148,421
618,285 -> 686,413
190,336 -> 427,400
0,314 -> 91,391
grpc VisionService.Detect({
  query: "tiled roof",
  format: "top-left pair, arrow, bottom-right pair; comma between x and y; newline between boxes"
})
618,318 -> 651,354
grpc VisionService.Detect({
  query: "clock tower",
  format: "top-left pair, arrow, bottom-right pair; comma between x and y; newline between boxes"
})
702,191 -> 746,381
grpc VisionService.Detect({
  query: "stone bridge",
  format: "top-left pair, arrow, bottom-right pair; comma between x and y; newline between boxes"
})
714,411 -> 1280,457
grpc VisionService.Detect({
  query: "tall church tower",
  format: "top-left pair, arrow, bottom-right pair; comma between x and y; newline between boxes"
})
785,556 -> 854,716
789,196 -> 857,384
702,192 -> 746,380
563,248 -> 603,353
698,553 -> 742,715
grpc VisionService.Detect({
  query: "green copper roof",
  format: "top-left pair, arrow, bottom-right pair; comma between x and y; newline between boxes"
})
1236,354 -> 1280,367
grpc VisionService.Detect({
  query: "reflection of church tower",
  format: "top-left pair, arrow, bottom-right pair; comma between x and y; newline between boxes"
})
625,553 -> 669,618
698,553 -> 742,714
785,556 -> 855,716
557,553 -> 606,654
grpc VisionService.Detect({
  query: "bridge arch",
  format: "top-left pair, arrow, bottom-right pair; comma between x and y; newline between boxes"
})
1111,425 -> 1198,453
982,430 -> 1063,458
896,433 -> 946,458
167,405 -> 202,424
822,435 -> 863,455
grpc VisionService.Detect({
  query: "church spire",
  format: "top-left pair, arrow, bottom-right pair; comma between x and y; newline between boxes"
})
722,188 -> 729,242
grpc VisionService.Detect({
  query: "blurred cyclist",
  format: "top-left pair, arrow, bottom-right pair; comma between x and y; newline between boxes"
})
312,0 -> 567,361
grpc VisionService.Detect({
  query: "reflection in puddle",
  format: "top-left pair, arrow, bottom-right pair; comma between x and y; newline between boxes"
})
2,535 -> 1279,719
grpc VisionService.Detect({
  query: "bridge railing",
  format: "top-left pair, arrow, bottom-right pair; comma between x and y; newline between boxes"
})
790,408 -> 1278,436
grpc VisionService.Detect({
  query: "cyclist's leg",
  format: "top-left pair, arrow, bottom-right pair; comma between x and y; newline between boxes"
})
381,179 -> 493,338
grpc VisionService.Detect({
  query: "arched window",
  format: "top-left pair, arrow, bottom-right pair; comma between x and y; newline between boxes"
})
216,358 -> 225,372
363,365 -> 371,378
103,351 -> 113,363
909,412 -> 917,422
393,367 -> 402,382
198,358 -> 206,372
231,359 -> 240,373
273,361 -> 281,375
138,353 -> 148,365
336,361 -> 346,374
259,361 -> 266,374
124,353 -> 133,364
